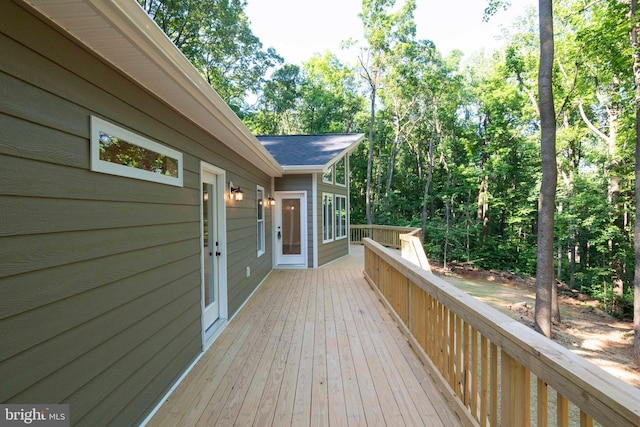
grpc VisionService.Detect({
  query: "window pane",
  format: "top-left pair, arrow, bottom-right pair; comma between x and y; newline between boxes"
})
257,189 -> 264,220
282,199 -> 301,254
99,132 -> 179,177
323,194 -> 333,241
323,166 -> 333,183
335,157 -> 346,185
257,221 -> 264,252
335,195 -> 347,238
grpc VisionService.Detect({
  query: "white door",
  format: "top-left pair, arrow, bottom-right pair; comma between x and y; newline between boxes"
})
202,168 -> 224,332
275,192 -> 307,266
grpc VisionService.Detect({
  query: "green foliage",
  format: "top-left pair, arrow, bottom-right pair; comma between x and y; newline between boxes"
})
149,0 -> 640,319
138,0 -> 281,110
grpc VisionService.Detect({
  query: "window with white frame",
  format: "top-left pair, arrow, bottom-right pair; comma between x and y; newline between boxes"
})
322,165 -> 333,184
90,116 -> 183,186
335,195 -> 347,239
322,193 -> 334,243
257,186 -> 265,256
335,157 -> 346,187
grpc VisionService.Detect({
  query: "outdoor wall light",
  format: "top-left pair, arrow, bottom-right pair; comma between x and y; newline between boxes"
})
268,196 -> 276,206
229,182 -> 244,201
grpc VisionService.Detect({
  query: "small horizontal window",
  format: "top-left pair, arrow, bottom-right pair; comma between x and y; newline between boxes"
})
90,116 -> 183,186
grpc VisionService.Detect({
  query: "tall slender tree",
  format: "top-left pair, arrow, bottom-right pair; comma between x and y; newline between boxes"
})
631,0 -> 640,366
535,0 -> 557,338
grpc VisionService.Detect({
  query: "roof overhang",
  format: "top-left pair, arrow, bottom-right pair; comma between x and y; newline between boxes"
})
21,0 -> 283,177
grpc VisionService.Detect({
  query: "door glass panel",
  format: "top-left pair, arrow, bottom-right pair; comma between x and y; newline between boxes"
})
282,198 -> 301,255
203,183 -> 216,308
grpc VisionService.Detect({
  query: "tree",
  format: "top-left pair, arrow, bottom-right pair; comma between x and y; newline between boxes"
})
631,0 -> 640,366
138,0 -> 281,110
534,0 -> 557,338
358,0 -> 417,224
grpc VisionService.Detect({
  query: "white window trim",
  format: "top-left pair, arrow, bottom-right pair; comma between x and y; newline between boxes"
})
335,194 -> 347,240
322,192 -> 334,243
90,116 -> 183,187
334,157 -> 346,187
257,185 -> 265,257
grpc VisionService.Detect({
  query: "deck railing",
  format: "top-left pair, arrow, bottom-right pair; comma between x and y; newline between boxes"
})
351,224 -> 421,249
363,238 -> 640,427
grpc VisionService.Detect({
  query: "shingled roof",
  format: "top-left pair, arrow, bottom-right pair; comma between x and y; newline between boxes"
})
257,134 -> 364,172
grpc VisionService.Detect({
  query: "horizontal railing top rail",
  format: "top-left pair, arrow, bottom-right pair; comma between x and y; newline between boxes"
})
363,238 -> 640,427
351,224 -> 421,249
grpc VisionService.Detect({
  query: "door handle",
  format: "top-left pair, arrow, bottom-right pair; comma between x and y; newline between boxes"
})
215,251 -> 221,257
277,231 -> 281,239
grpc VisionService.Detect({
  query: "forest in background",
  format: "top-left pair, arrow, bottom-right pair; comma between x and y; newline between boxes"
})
138,0 -> 639,320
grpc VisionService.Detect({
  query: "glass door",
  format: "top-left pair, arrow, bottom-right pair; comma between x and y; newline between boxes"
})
275,192 -> 307,266
202,171 -> 220,329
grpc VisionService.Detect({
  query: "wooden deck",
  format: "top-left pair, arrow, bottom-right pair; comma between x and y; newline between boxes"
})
147,259 -> 461,426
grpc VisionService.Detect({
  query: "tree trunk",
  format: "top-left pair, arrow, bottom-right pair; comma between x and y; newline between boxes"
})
366,86 -> 376,225
421,133 -> 436,242
630,0 -> 640,366
535,0 -> 557,339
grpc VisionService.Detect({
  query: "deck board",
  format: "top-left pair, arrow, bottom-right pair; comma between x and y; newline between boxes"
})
147,262 -> 462,427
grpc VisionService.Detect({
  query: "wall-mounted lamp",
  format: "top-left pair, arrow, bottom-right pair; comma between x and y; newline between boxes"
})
268,196 -> 276,206
229,181 -> 244,201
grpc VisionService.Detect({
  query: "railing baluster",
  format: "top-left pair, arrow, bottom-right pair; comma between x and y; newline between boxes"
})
490,342 -> 498,427
480,336 -> 488,427
538,378 -> 548,427
456,316 -> 463,399
463,322 -> 470,407
471,327 -> 479,420
501,350 -> 530,426
580,410 -> 593,427
449,310 -> 456,389
557,393 -> 569,427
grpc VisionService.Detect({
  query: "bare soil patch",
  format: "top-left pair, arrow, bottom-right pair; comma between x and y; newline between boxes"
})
430,261 -> 640,389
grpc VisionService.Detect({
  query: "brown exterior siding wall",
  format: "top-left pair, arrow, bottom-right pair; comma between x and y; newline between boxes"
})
0,3 -> 272,426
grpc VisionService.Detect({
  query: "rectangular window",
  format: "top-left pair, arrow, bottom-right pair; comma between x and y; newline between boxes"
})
335,157 -> 346,187
322,165 -> 333,184
335,195 -> 347,239
322,193 -> 334,243
257,186 -> 265,256
90,116 -> 183,186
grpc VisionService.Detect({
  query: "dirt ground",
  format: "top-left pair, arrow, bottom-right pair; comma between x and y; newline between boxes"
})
430,262 -> 640,389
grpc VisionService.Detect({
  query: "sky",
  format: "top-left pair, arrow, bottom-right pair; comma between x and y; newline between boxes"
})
245,0 -> 537,65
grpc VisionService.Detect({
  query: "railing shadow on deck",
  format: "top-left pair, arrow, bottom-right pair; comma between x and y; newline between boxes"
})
363,237 -> 640,427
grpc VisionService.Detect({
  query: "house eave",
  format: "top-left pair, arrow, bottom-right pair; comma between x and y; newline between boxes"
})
282,165 -> 326,174
22,0 -> 283,177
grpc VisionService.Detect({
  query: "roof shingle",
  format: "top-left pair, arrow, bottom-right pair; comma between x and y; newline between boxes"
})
257,134 -> 364,169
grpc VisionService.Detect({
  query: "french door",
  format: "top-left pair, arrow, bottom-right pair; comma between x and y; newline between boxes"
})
201,164 -> 227,338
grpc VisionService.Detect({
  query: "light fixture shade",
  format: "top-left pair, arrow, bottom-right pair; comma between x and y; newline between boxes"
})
269,197 -> 276,206
229,181 -> 243,201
